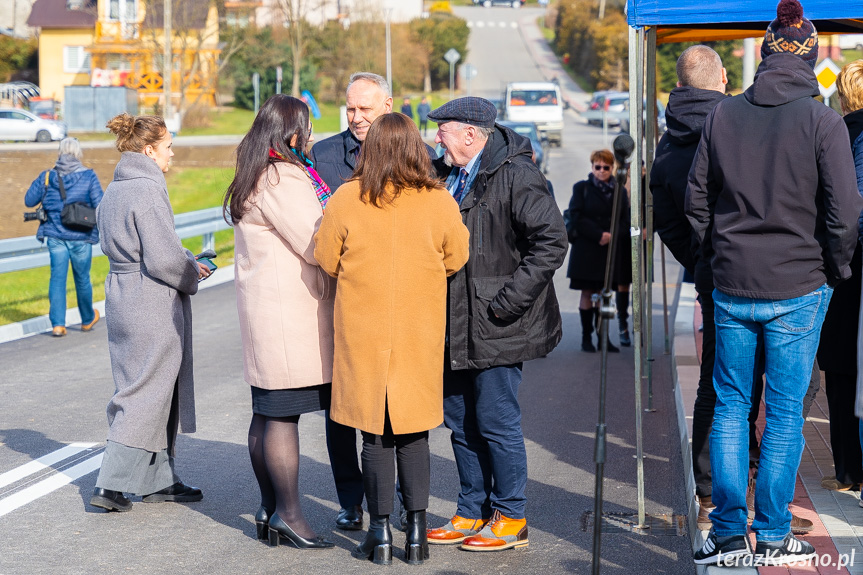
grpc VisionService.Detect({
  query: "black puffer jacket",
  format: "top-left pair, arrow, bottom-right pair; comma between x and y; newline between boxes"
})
650,86 -> 726,287
687,53 -> 862,299
434,125 -> 568,370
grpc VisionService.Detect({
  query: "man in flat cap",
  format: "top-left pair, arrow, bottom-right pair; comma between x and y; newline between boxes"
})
425,96 -> 567,551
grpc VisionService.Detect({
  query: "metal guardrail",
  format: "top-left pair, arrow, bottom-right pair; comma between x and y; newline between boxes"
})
0,207 -> 232,274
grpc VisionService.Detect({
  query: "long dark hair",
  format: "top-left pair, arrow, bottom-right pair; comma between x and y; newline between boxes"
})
223,95 -> 311,223
351,113 -> 441,207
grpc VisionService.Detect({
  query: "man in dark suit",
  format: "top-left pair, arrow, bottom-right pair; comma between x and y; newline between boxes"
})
311,72 -> 393,195
310,72 -> 392,532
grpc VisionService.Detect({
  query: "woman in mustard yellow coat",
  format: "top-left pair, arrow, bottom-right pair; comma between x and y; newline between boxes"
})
314,113 -> 469,566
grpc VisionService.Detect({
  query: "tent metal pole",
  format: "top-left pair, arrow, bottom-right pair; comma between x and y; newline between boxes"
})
644,26 -> 657,408
629,25 -> 647,530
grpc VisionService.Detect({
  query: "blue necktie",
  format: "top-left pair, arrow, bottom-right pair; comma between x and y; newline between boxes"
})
452,168 -> 468,204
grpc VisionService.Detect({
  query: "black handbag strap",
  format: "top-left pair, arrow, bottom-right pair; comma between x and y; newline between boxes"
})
54,170 -> 68,204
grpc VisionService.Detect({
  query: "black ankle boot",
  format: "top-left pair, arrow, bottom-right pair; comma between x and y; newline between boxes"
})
404,510 -> 429,565
580,308 -> 596,352
616,291 -> 631,346
352,514 -> 393,565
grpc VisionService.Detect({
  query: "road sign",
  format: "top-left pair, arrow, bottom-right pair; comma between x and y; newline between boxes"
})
444,48 -> 461,64
814,58 -> 840,99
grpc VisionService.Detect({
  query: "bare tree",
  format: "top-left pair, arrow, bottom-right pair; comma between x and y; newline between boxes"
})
273,0 -> 327,98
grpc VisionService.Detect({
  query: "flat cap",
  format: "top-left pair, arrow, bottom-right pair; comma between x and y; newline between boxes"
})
428,97 -> 497,129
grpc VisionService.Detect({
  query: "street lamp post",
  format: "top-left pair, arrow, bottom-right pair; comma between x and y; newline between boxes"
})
385,9 -> 392,93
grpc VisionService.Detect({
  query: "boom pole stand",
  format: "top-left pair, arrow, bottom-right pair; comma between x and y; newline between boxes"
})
591,133 -> 635,575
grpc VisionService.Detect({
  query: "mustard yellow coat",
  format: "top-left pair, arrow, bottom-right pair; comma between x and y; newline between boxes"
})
314,180 -> 470,435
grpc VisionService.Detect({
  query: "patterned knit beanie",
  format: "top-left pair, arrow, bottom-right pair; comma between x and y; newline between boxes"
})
761,0 -> 818,69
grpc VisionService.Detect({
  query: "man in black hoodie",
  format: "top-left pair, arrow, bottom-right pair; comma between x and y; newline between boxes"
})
687,0 -> 863,566
651,46 -> 728,533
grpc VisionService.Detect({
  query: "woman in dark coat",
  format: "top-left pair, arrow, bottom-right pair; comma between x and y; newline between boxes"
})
566,149 -> 631,352
89,113 -> 211,513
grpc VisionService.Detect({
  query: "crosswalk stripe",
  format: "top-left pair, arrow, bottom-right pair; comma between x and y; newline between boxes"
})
0,452 -> 103,517
0,442 -> 97,489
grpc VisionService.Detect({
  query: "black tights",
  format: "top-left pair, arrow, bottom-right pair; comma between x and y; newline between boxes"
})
248,413 -> 314,538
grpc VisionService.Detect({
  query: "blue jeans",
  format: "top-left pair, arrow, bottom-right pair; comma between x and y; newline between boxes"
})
709,285 -> 832,541
47,237 -> 95,328
443,361 -> 527,520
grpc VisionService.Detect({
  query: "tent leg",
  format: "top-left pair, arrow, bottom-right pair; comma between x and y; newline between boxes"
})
628,25 -> 647,531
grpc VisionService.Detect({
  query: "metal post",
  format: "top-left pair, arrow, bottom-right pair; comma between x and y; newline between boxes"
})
449,62 -> 455,101
644,26 -> 657,411
276,66 -> 282,95
202,233 -> 215,253
660,243 -> 669,354
743,38 -> 756,90
163,0 -> 172,119
253,72 -> 260,115
385,9 -> 392,94
629,25 -> 646,530
591,133 -> 634,575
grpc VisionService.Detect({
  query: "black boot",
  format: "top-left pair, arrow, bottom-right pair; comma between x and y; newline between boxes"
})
616,291 -> 631,347
580,308 -> 596,352
352,514 -> 393,565
404,510 -> 429,565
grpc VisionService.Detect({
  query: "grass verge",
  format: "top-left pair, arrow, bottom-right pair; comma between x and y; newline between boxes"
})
0,166 -> 236,327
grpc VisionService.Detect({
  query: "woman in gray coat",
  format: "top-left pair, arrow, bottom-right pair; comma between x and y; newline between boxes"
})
90,113 -> 211,512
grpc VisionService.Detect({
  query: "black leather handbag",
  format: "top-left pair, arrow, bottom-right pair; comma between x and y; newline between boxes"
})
56,171 -> 96,231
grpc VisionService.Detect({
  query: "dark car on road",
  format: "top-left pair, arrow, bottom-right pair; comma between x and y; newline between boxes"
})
498,120 -> 549,174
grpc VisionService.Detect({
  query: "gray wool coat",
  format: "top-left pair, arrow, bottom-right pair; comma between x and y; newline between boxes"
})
96,152 -> 201,453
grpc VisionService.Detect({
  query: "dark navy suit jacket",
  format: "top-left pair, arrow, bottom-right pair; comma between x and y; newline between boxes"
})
310,129 -> 438,193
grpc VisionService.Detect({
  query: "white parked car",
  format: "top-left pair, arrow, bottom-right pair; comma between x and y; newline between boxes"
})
838,34 -> 863,51
0,108 -> 67,142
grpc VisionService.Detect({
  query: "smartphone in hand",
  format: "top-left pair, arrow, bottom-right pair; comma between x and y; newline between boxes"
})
196,257 -> 218,281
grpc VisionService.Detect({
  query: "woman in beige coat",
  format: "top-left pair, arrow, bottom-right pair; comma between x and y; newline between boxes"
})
315,113 -> 470,565
224,95 -> 334,550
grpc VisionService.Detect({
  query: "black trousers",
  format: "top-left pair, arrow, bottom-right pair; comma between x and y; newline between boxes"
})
325,412 -> 364,509
360,411 -> 429,516
824,371 -> 863,485
691,290 -> 820,497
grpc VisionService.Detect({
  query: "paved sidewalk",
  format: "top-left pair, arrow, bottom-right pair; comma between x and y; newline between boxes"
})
672,279 -> 863,574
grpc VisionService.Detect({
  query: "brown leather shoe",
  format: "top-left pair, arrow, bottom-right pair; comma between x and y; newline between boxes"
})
821,476 -> 855,491
81,309 -> 100,332
790,514 -> 814,534
427,515 -> 487,545
52,326 -> 66,337
696,495 -> 714,531
460,510 -> 528,552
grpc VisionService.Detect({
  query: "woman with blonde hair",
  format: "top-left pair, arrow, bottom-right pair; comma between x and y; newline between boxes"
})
90,113 -> 210,513
224,94 -> 335,550
819,60 -> 863,489
315,112 -> 469,565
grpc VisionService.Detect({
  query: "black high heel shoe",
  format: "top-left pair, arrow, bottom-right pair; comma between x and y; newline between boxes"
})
255,506 -> 273,540
352,514 -> 393,565
404,510 -> 429,565
267,513 -> 334,549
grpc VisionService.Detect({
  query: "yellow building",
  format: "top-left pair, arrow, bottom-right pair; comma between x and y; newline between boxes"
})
27,0 -> 220,108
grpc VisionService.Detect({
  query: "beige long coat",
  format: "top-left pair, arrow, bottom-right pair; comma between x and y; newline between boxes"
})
234,162 -> 335,389
314,180 -> 470,435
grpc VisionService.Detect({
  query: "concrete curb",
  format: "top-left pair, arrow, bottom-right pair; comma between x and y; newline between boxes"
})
0,264 -> 235,345
670,281 -> 758,574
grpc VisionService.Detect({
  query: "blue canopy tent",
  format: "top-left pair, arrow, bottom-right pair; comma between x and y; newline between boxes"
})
615,0 -> 863,536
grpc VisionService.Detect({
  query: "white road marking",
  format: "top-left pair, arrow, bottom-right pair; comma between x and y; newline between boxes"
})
0,442 -> 97,489
476,21 -> 485,27
0,452 -> 103,517
467,21 -> 474,27
511,22 -> 518,28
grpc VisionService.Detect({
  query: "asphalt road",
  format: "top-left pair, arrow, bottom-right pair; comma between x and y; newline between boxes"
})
0,7 -> 696,574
